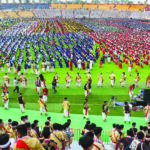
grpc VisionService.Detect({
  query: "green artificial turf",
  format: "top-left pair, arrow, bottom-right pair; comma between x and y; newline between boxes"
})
0,107 -> 147,141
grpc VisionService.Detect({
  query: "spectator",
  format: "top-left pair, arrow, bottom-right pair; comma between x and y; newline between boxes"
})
0,134 -> 11,150
119,130 -> 133,150
13,124 -> 44,150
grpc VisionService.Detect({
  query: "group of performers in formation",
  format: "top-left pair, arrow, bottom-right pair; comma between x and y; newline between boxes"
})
1,69 -> 150,117
62,96 -> 150,124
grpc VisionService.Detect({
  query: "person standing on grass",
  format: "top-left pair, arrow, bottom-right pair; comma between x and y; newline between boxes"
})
42,86 -> 48,103
35,77 -> 41,94
109,72 -> 115,88
143,103 -> 150,124
128,84 -> 135,100
83,99 -> 90,120
97,73 -> 104,87
31,62 -> 34,73
20,73 -> 27,88
3,73 -> 9,87
120,72 -> 126,87
84,81 -> 89,97
2,91 -> 9,110
54,73 -> 59,87
24,61 -> 28,74
41,61 -> 46,73
146,74 -> 150,88
52,76 -> 57,94
123,102 -> 131,124
39,74 -> 45,89
18,93 -> 25,113
134,72 -> 140,87
62,97 -> 70,117
13,77 -> 19,93
17,64 -> 21,76
77,58 -> 82,70
38,96 -> 47,116
76,72 -> 81,87
65,72 -> 72,88
102,101 -> 108,122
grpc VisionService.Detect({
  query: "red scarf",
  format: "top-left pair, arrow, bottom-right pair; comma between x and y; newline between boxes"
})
16,140 -> 30,150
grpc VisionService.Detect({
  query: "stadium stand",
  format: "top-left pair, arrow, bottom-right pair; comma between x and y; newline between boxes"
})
115,4 -> 130,10
98,4 -> 114,10
83,4 -> 98,9
67,4 -> 82,9
0,11 -> 6,18
129,4 -> 147,11
5,11 -> 18,18
2,4 -> 18,10
19,4 -> 34,10
18,11 -> 34,18
34,3 -> 50,9
51,3 -> 66,9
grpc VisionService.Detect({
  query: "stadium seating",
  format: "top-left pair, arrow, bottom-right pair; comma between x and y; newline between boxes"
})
129,4 -> 147,11
83,4 -> 98,9
67,4 -> 82,9
18,11 -> 34,18
2,4 -> 18,10
19,4 -> 34,10
51,3 -> 66,9
115,4 -> 130,10
0,5 -> 4,10
5,11 -> 18,18
34,3 -> 50,9
0,11 -> 6,18
98,4 -> 114,10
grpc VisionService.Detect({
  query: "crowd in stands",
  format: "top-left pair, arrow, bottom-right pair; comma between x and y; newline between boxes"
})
1,116 -> 150,150
0,4 -> 149,11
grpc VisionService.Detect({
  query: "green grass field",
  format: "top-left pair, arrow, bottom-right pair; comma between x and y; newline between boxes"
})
0,50 -> 149,117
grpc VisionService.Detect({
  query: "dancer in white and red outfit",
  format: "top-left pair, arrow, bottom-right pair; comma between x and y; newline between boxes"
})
41,61 -> 46,73
128,84 -> 135,100
144,103 -> 150,124
42,86 -> 48,103
109,72 -> 115,88
38,96 -> 47,116
83,99 -> 90,120
146,74 -> 150,88
120,72 -> 126,87
76,72 -> 81,87
65,72 -> 72,88
128,60 -> 133,75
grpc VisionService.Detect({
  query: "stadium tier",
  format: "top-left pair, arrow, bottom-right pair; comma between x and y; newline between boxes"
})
0,3 -> 149,11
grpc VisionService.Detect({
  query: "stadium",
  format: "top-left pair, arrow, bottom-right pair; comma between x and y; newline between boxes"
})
0,0 -> 150,149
